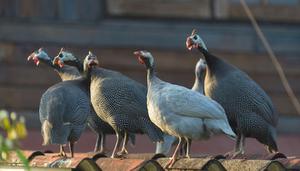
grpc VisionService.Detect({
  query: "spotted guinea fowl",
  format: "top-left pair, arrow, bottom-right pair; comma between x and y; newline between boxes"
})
28,48 -> 117,153
38,76 -> 89,157
134,50 -> 235,167
28,48 -> 80,81
54,51 -> 163,158
186,30 -> 278,156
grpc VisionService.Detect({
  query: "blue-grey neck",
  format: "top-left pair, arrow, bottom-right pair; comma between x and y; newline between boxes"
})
146,66 -> 155,87
192,70 -> 205,94
192,59 -> 206,94
192,78 -> 204,94
38,57 -> 58,69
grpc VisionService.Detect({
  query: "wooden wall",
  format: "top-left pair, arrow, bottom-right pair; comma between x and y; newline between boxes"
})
1,0 -> 300,22
0,0 -> 299,121
0,43 -> 299,117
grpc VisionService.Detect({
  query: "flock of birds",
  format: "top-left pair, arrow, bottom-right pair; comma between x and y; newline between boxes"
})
27,30 -> 278,167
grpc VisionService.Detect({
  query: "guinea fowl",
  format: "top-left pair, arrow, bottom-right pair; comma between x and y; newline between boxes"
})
28,48 -> 80,81
186,30 -> 278,156
54,51 -> 163,158
134,50 -> 235,167
28,48 -> 117,153
37,75 -> 89,157
156,59 -> 208,155
192,59 -> 207,94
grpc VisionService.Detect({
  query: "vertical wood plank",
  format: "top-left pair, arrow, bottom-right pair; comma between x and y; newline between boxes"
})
0,0 -> 18,17
57,0 -> 79,22
17,0 -> 40,19
39,0 -> 57,20
77,0 -> 104,22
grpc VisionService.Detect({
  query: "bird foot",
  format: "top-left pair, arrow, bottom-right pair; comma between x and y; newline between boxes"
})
185,155 -> 191,159
225,150 -> 245,159
51,152 -> 67,158
94,149 -> 107,155
110,151 -> 127,159
117,148 -> 128,156
164,157 -> 177,169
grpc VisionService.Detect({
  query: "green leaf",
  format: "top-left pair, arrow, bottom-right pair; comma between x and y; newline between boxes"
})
15,149 -> 30,171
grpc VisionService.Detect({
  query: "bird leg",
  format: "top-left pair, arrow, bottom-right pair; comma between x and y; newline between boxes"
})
94,133 -> 101,152
117,132 -> 129,156
164,137 -> 182,169
94,132 -> 106,154
53,145 -> 67,158
111,132 -> 123,158
238,134 -> 245,154
225,133 -> 242,158
185,138 -> 192,158
229,134 -> 245,158
99,133 -> 106,154
69,141 -> 74,158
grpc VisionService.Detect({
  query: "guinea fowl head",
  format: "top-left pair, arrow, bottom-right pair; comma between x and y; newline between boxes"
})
27,48 -> 50,66
83,51 -> 99,71
195,58 -> 207,79
53,48 -> 78,68
186,29 -> 207,51
133,50 -> 154,69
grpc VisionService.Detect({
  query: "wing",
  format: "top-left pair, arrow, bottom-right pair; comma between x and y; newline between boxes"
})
230,72 -> 278,126
243,80 -> 277,126
157,82 -> 226,120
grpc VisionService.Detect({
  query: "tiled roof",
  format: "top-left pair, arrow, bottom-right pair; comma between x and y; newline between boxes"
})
3,151 -> 300,171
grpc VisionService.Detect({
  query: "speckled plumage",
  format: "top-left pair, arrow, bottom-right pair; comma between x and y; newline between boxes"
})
28,49 -> 116,153
89,68 -> 163,141
55,52 -> 163,157
39,79 -> 89,155
198,46 -> 278,153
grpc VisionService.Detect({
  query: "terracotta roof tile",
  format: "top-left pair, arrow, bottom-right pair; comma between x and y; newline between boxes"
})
4,151 -> 300,170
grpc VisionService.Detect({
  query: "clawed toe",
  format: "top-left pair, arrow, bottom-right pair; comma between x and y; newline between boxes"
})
225,150 -> 245,159
164,157 -> 177,169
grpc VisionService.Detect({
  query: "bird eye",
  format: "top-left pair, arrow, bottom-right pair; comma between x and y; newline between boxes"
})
59,53 -> 63,57
193,35 -> 198,40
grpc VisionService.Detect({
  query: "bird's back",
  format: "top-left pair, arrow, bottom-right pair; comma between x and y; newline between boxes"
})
205,68 -> 278,130
90,68 -> 147,130
39,80 -> 90,143
56,66 -> 81,81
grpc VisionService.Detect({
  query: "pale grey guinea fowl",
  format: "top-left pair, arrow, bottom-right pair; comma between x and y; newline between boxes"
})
156,59 -> 208,155
134,50 -> 235,167
186,30 -> 278,156
54,51 -> 163,158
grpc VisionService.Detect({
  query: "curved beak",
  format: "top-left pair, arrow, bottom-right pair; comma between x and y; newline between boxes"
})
27,53 -> 40,66
27,53 -> 34,61
133,51 -> 145,64
87,59 -> 99,68
186,37 -> 194,50
53,57 -> 64,68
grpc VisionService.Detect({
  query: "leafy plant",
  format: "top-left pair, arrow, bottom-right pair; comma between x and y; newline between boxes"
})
0,110 -> 29,170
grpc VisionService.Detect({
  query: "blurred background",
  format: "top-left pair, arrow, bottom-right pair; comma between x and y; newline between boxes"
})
0,0 -> 299,156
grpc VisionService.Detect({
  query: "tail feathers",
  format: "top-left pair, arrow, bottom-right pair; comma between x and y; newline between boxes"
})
222,124 -> 236,140
267,140 -> 278,153
128,133 -> 136,146
155,134 -> 177,155
205,120 -> 236,140
267,128 -> 278,153
41,120 -> 53,145
141,119 -> 164,142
